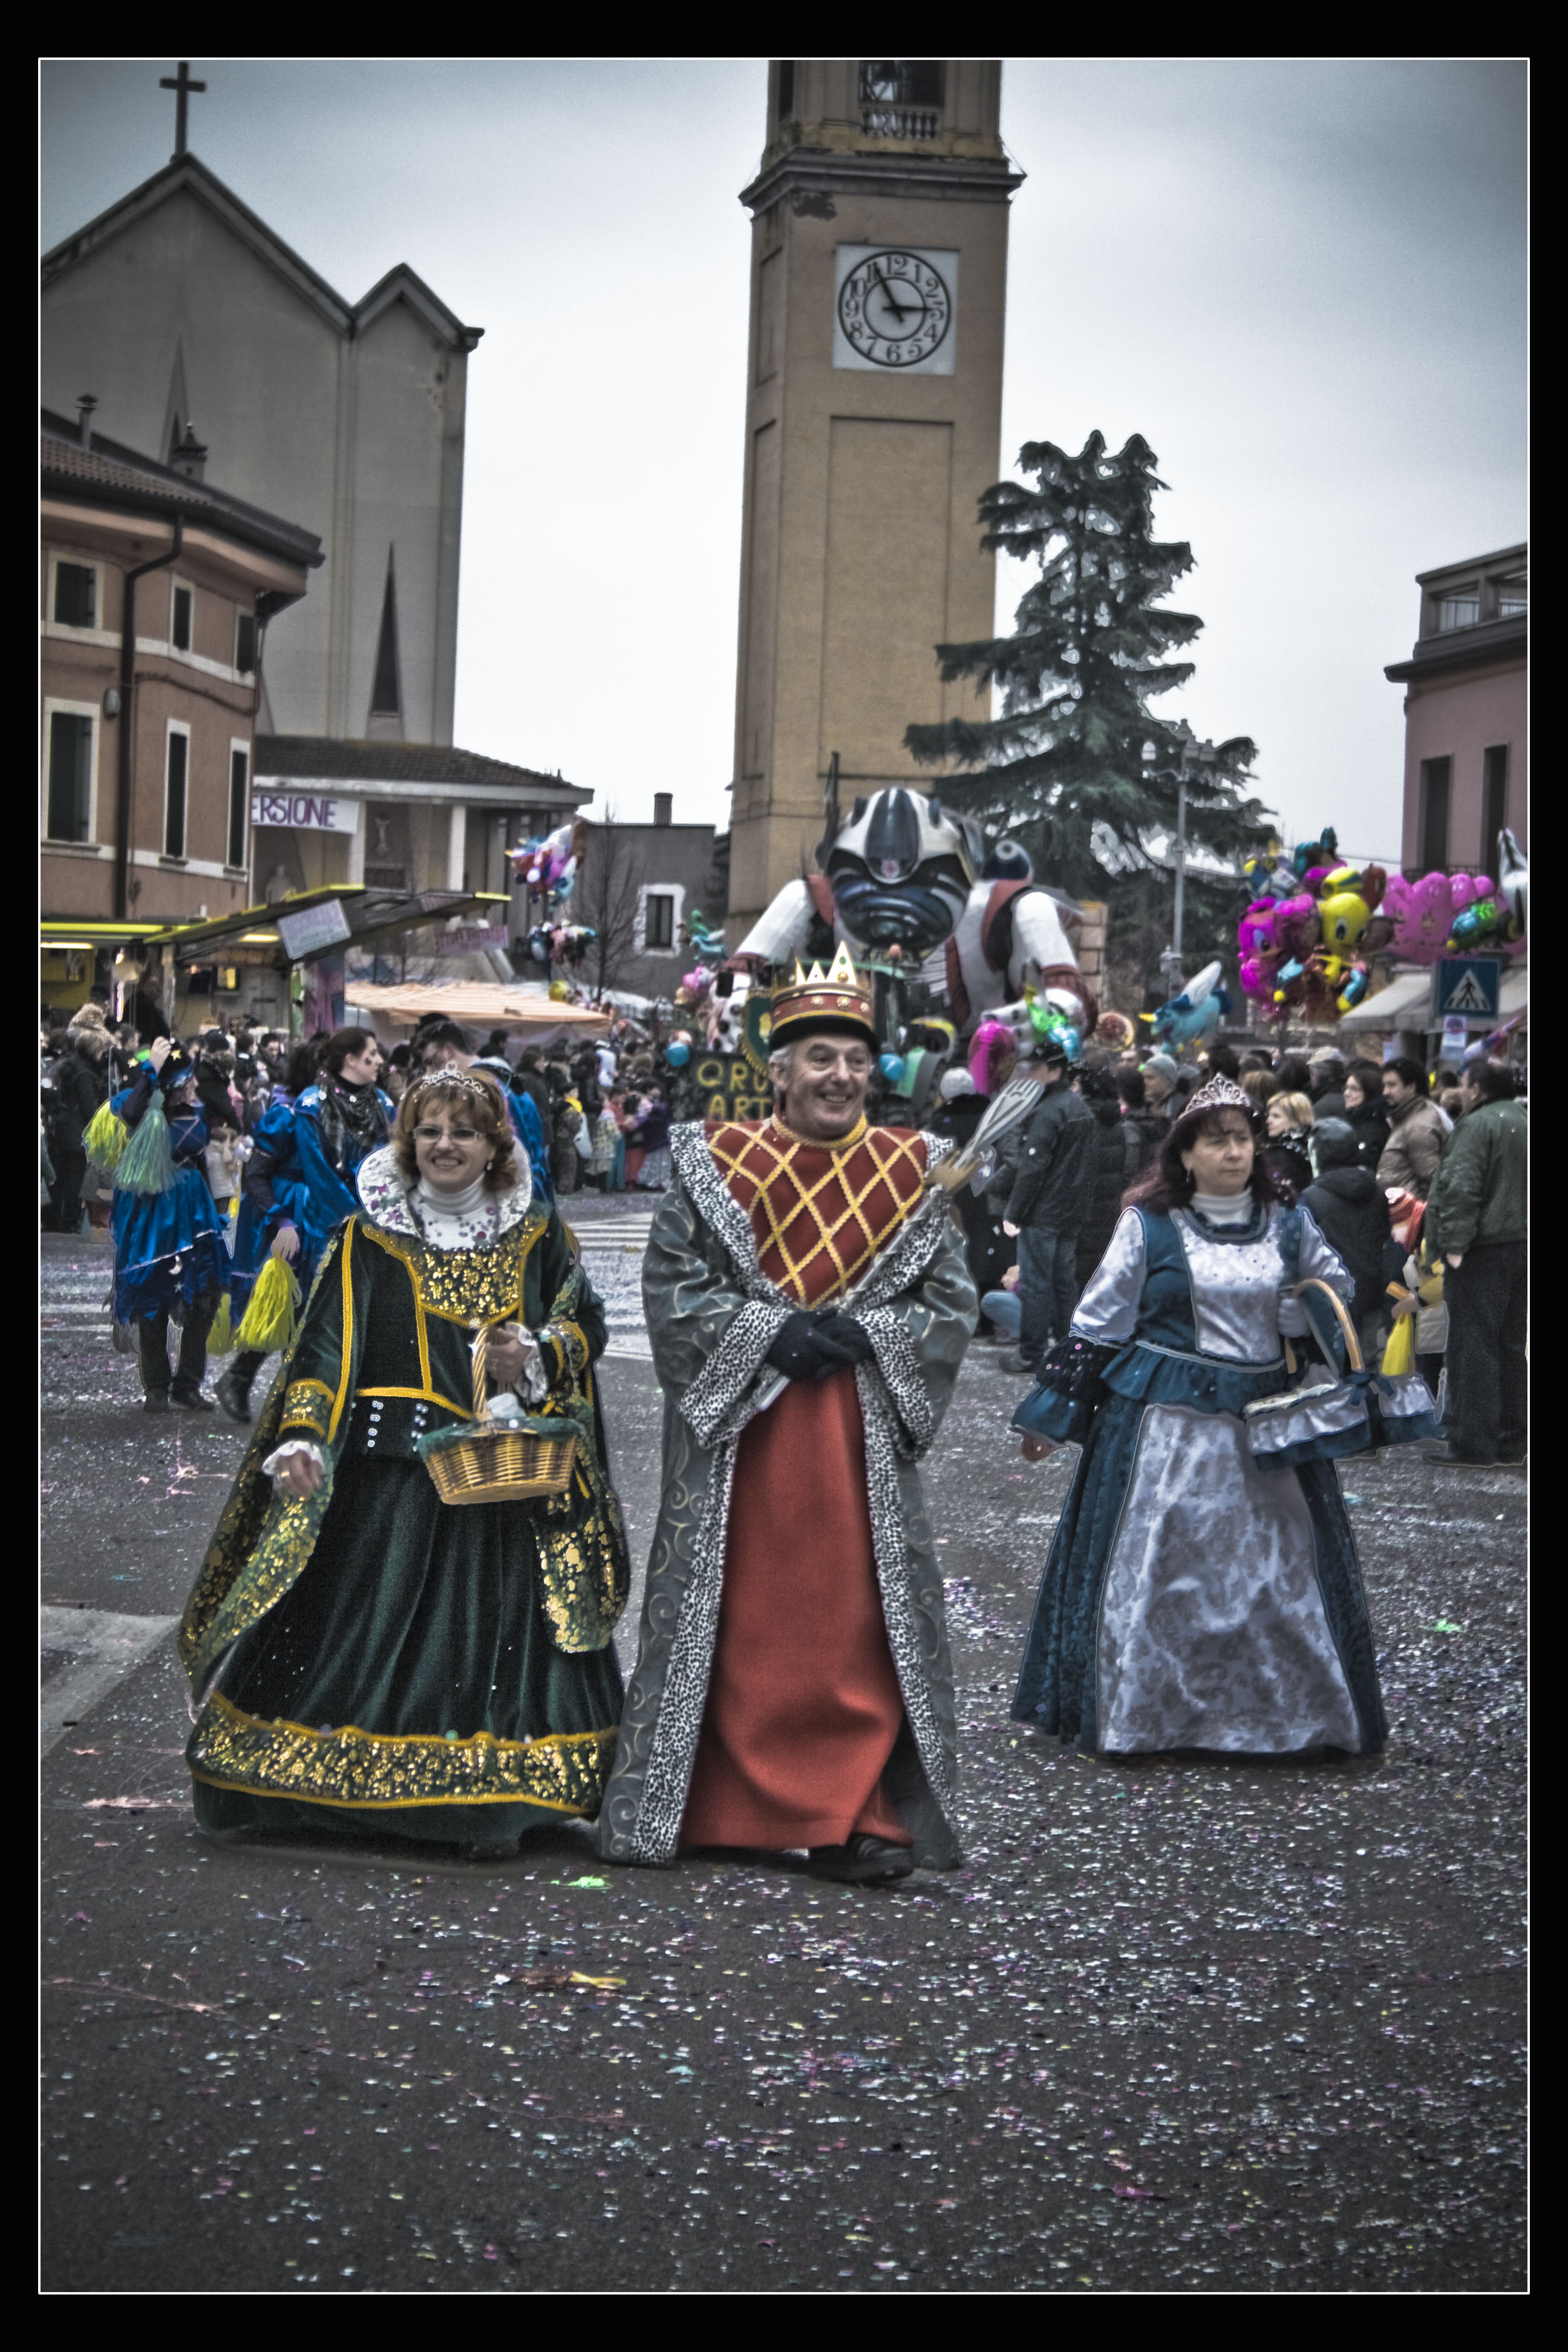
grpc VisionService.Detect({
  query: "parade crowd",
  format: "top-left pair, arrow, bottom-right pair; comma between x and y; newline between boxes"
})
41,970 -> 1526,1889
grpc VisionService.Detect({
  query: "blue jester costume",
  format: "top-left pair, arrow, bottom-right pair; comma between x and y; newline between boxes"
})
180,1132 -> 629,1848
229,1075 -> 395,1318
110,1056 -> 228,1408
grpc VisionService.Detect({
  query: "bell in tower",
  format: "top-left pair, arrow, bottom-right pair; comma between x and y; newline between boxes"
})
726,62 -> 1022,937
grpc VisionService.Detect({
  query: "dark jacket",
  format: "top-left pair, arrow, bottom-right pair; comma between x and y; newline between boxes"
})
1344,1098 -> 1391,1173
45,1040 -> 109,1152
1004,1075 -> 1094,1230
1121,1108 -> 1165,1177
1300,1167 -> 1399,1323
510,1064 -> 554,1145
1076,1099 -> 1137,1285
1310,1083 -> 1347,1122
1265,1131 -> 1314,1201
1426,1100 -> 1528,1254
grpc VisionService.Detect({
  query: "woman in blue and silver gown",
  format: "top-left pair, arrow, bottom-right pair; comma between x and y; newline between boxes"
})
1011,1076 -> 1385,1759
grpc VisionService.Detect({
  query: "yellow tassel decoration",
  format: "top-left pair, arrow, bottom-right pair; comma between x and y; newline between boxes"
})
234,1254 -> 301,1354
207,1294 -> 235,1357
84,1101 -> 129,1172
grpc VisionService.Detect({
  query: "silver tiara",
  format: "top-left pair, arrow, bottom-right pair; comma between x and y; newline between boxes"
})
1181,1074 -> 1253,1119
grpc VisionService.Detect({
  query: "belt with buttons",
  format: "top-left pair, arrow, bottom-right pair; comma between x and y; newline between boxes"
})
347,1393 -> 467,1457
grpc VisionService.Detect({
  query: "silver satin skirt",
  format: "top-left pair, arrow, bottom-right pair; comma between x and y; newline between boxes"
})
1094,1403 -> 1363,1753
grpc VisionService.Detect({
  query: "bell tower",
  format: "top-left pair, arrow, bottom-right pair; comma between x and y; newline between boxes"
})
726,61 -> 1022,936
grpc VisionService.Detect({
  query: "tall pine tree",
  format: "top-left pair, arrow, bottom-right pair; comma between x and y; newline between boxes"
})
906,432 -> 1269,920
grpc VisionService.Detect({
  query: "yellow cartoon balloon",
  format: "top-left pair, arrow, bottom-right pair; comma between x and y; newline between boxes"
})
1318,877 -> 1372,949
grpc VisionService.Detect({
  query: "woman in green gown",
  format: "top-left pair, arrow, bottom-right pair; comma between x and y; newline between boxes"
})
180,1067 -> 629,1858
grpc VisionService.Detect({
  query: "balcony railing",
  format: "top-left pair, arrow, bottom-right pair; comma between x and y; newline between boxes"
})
861,105 -> 941,139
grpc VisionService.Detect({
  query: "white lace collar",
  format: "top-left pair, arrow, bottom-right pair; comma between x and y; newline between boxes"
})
354,1143 -> 534,1247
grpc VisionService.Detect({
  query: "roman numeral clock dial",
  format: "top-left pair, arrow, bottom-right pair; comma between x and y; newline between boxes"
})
834,247 -> 957,373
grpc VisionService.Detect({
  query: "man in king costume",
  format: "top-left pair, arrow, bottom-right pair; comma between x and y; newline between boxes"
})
598,949 -> 979,1884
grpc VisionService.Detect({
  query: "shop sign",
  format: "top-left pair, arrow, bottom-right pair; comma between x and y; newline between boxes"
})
276,898 -> 353,959
252,789 -> 360,835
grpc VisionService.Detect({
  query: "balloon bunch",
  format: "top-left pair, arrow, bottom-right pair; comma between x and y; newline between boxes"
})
520,921 -> 597,970
685,908 -> 728,965
509,820 -> 580,903
1379,831 -> 1527,964
1237,832 -> 1391,1019
1025,987 -> 1083,1063
1149,958 -> 1229,1047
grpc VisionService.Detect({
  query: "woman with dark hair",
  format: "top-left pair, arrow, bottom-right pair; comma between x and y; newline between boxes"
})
1010,1076 -> 1385,1760
181,1067 -> 629,1860
1341,1060 -> 1391,1171
217,1027 -> 393,1423
1074,1065 -> 1138,1290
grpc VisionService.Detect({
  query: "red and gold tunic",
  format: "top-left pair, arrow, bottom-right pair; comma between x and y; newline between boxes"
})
680,1116 -> 930,1852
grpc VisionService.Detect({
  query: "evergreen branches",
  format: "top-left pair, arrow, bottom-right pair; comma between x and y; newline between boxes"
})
906,431 -> 1269,904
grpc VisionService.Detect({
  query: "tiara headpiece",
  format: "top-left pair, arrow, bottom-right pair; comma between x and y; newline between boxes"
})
1180,1074 -> 1253,1120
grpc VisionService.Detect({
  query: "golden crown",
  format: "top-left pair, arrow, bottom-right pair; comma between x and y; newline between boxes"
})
768,943 -> 878,1046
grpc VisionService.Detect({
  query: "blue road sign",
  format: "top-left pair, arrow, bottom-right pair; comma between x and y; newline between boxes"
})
1434,958 -> 1501,1020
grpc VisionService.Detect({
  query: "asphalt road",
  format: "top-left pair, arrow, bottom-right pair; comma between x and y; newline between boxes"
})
41,1212 -> 1526,2293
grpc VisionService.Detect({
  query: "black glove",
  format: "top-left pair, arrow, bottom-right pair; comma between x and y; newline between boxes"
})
765,1308 -> 874,1382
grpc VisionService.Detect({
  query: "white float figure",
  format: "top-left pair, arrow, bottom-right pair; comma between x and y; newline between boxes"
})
731,786 -> 1094,1046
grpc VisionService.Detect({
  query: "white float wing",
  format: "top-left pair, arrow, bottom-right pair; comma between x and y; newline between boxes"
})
734,877 -> 815,965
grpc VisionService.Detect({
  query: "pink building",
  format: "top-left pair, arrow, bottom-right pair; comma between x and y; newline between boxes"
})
1385,541 -> 1526,878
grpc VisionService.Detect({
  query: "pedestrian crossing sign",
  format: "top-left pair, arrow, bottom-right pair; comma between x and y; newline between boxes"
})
1434,958 -> 1501,1019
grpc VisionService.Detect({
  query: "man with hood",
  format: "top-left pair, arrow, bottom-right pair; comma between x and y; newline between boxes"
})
1299,1116 -> 1402,1363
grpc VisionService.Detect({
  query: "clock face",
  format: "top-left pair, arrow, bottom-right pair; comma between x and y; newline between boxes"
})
836,249 -> 953,370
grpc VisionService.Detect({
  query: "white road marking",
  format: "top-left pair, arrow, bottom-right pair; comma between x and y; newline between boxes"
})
40,1608 -> 179,1757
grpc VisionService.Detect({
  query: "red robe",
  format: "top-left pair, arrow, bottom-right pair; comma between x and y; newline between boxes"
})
679,1116 -> 930,1851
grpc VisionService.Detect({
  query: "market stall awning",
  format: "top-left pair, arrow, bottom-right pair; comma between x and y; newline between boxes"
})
345,982 -> 611,1039
1339,963 -> 1527,1030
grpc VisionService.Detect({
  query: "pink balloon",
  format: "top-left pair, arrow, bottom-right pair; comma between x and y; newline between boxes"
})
1384,871 -> 1453,962
1239,954 -> 1272,999
1237,900 -> 1279,957
1273,893 -> 1320,959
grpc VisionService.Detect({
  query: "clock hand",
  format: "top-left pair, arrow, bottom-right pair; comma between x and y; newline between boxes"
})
869,264 -> 916,325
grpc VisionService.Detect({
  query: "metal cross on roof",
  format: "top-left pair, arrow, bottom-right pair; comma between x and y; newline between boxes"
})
159,60 -> 206,158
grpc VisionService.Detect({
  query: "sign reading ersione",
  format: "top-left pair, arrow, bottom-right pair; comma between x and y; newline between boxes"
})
252,790 -> 360,835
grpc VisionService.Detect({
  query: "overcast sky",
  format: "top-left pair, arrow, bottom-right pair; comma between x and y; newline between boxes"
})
41,57 -> 1525,864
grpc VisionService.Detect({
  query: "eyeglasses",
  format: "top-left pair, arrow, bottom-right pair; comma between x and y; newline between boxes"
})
413,1123 -> 481,1143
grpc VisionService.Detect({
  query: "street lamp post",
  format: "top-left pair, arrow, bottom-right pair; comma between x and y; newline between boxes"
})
1160,722 -> 1217,992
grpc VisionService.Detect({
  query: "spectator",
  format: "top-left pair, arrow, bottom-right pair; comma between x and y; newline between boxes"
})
1301,1117 -> 1402,1364
1437,1083 -> 1465,1125
1140,1053 -> 1180,1121
930,1067 -> 1011,1328
1203,1042 -> 1242,1081
1169,1065 -> 1202,1120
1376,1056 -> 1448,1200
1116,1066 -> 1165,1176
632,1085 -> 671,1191
1307,1047 -> 1347,1120
1275,1054 -> 1312,1097
42,1018 -> 111,1233
1263,1089 -> 1315,1198
1341,1060 -> 1392,1171
510,1045 -> 554,1143
1074,1064 -> 1139,1290
1240,1067 -> 1280,1116
1423,1060 -> 1527,1466
998,1041 -> 1094,1372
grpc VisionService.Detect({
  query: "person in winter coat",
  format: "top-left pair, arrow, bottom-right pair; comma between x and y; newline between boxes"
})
929,1068 -> 1013,1332
1263,1091 -> 1315,1200
43,1021 -> 111,1232
1376,1057 -> 1448,1199
1299,1117 -> 1402,1363
1422,1060 -> 1527,1468
999,1042 -> 1095,1370
1116,1066 -> 1166,1175
1341,1061 -> 1393,1172
1074,1065 -> 1139,1290
1307,1047 -> 1347,1122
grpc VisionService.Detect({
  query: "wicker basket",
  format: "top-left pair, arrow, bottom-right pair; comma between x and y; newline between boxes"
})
418,1323 -> 580,1507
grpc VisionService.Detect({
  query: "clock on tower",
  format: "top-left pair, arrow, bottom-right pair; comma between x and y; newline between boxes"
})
726,62 -> 1022,936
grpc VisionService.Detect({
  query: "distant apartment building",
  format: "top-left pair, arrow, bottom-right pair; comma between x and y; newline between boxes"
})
41,406 -> 319,1013
1385,542 -> 1526,877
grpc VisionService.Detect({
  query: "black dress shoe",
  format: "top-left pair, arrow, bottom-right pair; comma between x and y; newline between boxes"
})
215,1367 -> 252,1423
806,1834 -> 915,1885
142,1391 -> 171,1414
171,1387 -> 215,1412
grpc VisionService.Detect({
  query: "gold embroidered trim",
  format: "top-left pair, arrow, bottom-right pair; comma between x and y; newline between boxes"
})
188,1691 -> 616,1813
364,1216 -> 546,1328
328,1230 -> 356,1440
355,1383 -> 473,1419
281,1379 -> 332,1434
